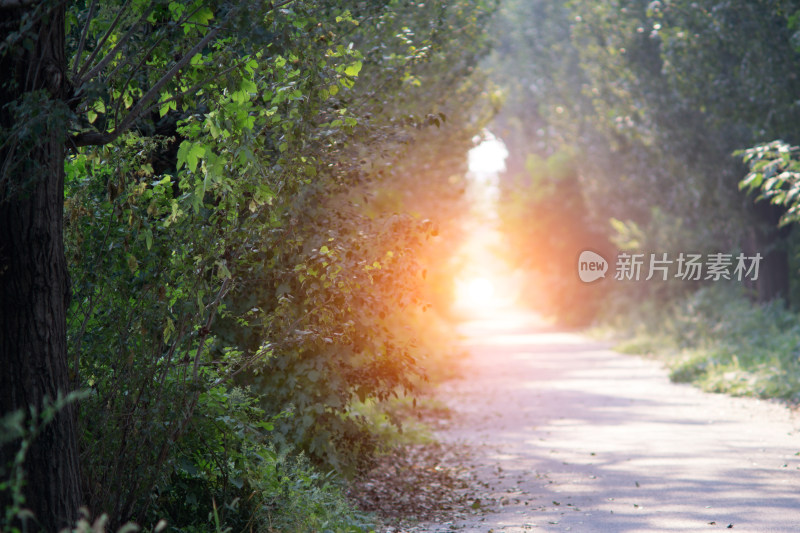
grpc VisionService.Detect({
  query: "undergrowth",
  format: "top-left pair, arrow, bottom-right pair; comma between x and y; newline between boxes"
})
599,283 -> 800,402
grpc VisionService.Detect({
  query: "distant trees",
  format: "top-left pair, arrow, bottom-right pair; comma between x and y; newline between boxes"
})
491,0 -> 800,317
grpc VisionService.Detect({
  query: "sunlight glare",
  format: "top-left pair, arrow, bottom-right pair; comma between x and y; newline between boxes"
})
459,276 -> 496,308
451,131 -> 521,318
468,132 -> 509,174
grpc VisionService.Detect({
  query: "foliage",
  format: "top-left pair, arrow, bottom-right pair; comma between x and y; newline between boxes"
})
489,0 -> 800,318
739,140 -> 800,226
486,0 -> 800,410
0,0 -> 504,529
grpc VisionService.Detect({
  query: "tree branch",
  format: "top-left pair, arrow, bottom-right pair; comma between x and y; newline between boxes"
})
76,5 -> 153,86
0,0 -> 38,7
70,22 -> 222,148
193,277 -> 231,382
69,0 -> 300,149
74,0 -> 130,81
109,2 -> 211,125
70,0 -> 97,79
139,60 -> 246,118
94,1 -> 205,88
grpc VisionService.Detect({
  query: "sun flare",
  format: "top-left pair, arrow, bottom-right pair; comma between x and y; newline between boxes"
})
454,273 -> 508,315
460,276 -> 495,306
449,132 -> 519,317
468,132 -> 509,174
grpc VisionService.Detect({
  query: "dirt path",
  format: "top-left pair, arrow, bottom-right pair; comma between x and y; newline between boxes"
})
417,311 -> 800,532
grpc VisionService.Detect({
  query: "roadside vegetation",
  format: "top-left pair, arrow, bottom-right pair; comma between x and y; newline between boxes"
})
10,0 -> 800,530
0,1 -> 496,531
603,284 -> 800,402
490,0 -> 800,403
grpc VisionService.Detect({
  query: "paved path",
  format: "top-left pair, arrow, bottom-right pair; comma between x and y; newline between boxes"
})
420,311 -> 800,532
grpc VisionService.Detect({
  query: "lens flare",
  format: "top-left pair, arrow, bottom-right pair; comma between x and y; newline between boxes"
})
464,276 -> 495,305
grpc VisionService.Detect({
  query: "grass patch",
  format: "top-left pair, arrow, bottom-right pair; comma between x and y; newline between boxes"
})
349,395 -> 444,451
605,284 -> 800,402
242,448 -> 376,533
614,333 -> 675,357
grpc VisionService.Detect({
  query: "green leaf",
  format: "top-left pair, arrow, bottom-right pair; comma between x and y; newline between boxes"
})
126,254 -> 138,274
177,141 -> 206,173
240,78 -> 257,93
168,1 -> 185,21
344,60 -> 362,77
163,317 -> 175,343
186,6 -> 214,32
216,261 -> 232,279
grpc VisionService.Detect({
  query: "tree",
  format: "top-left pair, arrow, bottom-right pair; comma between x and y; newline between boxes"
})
0,3 -> 82,530
490,0 -> 800,306
0,0 -> 295,528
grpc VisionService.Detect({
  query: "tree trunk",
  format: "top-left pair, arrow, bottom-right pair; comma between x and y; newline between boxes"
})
751,196 -> 792,304
0,3 -> 82,531
758,246 -> 790,303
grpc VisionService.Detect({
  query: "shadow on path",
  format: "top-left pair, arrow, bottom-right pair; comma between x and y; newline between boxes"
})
419,311 -> 800,533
